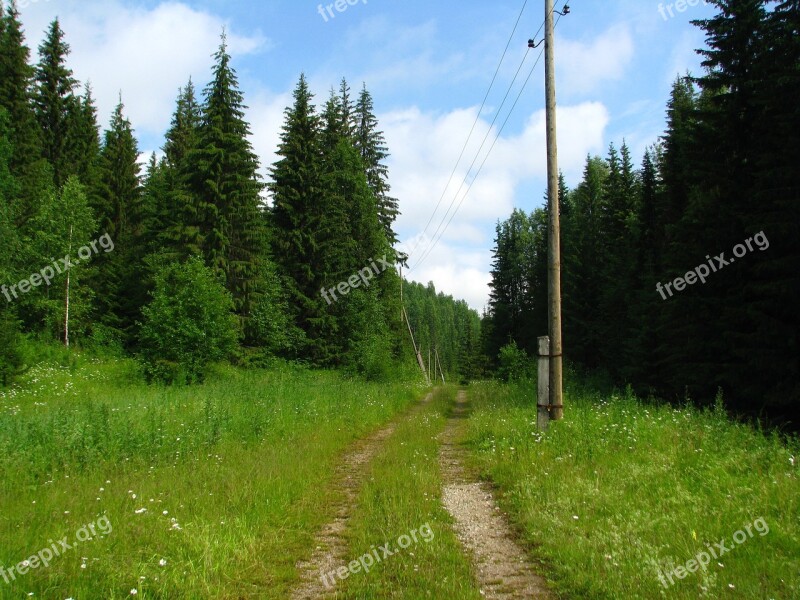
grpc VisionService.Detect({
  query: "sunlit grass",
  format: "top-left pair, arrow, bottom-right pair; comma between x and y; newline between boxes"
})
0,350 -> 424,599
465,379 -> 800,599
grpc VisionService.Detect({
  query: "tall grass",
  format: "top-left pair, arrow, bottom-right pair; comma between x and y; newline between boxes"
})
465,379 -> 800,599
0,349 -> 424,598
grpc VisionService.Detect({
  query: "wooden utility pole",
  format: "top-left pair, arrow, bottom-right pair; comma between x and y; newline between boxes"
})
434,347 -> 446,384
64,225 -> 72,348
544,0 -> 563,420
403,306 -> 430,384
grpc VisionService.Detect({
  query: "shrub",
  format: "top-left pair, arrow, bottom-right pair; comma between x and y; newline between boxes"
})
138,257 -> 240,383
497,340 -> 534,382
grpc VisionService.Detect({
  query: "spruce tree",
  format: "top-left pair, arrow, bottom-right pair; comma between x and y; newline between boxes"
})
561,156 -> 608,367
187,34 -> 268,324
68,83 -> 101,192
33,18 -> 79,188
0,107 -> 21,383
159,81 -> 203,259
269,74 -> 324,358
0,1 -> 49,227
739,0 -> 800,412
94,99 -> 142,338
597,142 -> 638,374
354,84 -> 400,254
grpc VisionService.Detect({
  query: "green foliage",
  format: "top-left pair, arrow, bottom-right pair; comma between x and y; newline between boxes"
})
243,261 -> 297,355
2,13 -> 475,379
33,18 -> 79,188
138,257 -> 240,383
187,36 -> 267,322
496,341 -> 533,382
486,208 -> 545,361
20,176 -> 97,341
354,83 -> 401,252
93,99 -> 144,341
340,287 -> 395,381
402,279 -> 484,382
486,1 -> 799,420
0,308 -> 22,386
0,107 -> 21,385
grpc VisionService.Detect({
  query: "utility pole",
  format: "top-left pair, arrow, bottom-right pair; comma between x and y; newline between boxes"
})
544,0 -> 564,420
403,306 -> 430,384
435,347 -> 446,384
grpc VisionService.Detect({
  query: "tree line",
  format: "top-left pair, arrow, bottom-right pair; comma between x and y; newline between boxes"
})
0,2 -> 482,383
485,0 -> 799,421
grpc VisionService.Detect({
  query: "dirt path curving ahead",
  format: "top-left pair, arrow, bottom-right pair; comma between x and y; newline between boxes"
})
290,392 -> 433,599
439,390 -> 555,599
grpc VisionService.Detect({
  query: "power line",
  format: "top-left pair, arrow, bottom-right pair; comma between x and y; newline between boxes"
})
412,49 -> 545,271
409,2 -> 567,272
409,48 -> 533,267
405,0 -> 534,261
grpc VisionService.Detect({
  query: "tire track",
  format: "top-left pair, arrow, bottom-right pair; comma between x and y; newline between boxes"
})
439,390 -> 555,599
290,392 -> 433,599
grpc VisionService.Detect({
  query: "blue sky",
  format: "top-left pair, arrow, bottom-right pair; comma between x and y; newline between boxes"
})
17,0 -> 717,311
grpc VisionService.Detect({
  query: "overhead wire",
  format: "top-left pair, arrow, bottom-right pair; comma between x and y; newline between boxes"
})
408,1 -> 567,272
404,0 -> 534,260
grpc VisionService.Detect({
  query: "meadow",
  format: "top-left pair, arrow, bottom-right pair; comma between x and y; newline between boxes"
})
465,377 -> 800,599
3,344 -> 799,599
0,345 -> 423,599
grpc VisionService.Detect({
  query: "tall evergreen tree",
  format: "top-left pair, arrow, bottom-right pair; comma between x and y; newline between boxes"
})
562,155 -> 608,367
94,99 -> 142,338
738,0 -> 800,412
187,34 -> 268,323
0,106 -> 22,383
269,73 -> 323,358
0,1 -> 49,227
33,18 -> 79,188
68,83 -> 101,192
354,84 -> 400,255
158,80 -> 203,260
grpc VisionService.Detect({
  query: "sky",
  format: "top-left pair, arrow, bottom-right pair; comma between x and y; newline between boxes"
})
15,0 -> 717,312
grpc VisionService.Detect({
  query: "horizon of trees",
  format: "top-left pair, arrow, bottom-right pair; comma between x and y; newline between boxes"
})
0,2 -> 484,383
485,0 -> 799,422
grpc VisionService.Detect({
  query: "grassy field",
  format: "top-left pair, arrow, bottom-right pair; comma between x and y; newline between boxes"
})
4,346 -> 799,599
0,347 -> 424,599
464,378 -> 800,599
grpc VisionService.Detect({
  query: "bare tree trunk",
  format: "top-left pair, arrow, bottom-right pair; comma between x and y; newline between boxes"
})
64,225 -> 72,348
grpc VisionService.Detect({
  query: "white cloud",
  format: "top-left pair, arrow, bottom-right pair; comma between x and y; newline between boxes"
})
558,24 -> 635,95
388,101 -> 609,310
246,90 -> 291,185
20,1 -> 268,139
